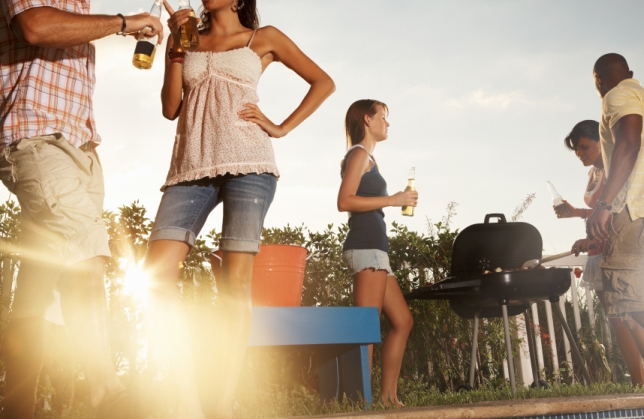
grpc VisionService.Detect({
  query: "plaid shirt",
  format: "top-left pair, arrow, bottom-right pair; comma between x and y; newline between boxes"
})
0,0 -> 100,149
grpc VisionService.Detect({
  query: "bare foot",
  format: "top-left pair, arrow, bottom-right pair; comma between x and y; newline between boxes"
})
381,396 -> 404,408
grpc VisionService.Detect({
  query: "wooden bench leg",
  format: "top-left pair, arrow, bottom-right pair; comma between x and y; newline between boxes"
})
339,344 -> 372,408
317,347 -> 340,403
317,345 -> 372,409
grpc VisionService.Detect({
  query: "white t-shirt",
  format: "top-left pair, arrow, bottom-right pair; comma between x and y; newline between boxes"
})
600,78 -> 644,220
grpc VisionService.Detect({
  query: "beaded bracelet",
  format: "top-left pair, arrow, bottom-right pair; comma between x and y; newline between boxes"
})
168,49 -> 186,64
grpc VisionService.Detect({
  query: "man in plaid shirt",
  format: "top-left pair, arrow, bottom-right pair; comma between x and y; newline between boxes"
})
0,1 -> 163,418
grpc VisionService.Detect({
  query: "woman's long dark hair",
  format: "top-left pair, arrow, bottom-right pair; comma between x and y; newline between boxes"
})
564,120 -> 599,150
199,0 -> 259,34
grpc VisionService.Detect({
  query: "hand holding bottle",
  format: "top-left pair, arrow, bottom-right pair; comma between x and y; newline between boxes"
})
163,1 -> 189,47
163,0 -> 200,51
393,189 -> 418,208
553,199 -> 576,218
123,12 -> 165,42
547,180 -> 571,218
402,167 -> 416,216
132,0 -> 164,70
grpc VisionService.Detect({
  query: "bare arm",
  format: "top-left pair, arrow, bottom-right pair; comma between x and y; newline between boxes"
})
553,200 -> 586,219
239,26 -> 335,138
269,26 -> 335,135
160,4 -> 192,120
161,39 -> 184,120
587,113 -> 642,240
600,114 -> 642,205
11,6 -> 163,48
337,149 -> 417,213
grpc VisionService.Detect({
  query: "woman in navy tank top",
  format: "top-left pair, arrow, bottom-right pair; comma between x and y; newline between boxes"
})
338,99 -> 418,407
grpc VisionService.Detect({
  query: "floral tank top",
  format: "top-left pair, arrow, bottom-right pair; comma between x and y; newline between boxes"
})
162,29 -> 279,190
584,166 -> 605,256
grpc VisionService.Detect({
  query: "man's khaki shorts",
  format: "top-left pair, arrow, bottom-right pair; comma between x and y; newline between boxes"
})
601,208 -> 644,316
0,134 -> 111,324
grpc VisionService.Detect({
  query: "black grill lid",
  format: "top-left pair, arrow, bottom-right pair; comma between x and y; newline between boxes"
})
451,213 -> 542,280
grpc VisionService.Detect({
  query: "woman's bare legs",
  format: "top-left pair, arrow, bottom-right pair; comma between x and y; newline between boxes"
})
379,275 -> 414,405
209,251 -> 255,419
353,270 -> 387,375
597,291 -> 644,385
353,270 -> 413,407
145,240 -> 204,419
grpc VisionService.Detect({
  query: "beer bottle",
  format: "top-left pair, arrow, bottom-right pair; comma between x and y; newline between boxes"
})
178,0 -> 200,50
132,0 -> 163,70
402,167 -> 416,217
547,180 -> 570,216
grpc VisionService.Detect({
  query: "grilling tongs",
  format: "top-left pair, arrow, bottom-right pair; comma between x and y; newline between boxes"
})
521,250 -> 574,269
522,242 -> 596,269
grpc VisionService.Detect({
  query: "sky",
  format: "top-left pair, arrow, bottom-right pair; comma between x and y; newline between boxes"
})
73,0 -> 644,255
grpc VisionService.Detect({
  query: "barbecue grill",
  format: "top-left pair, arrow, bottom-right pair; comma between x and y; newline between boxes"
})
405,214 -> 591,394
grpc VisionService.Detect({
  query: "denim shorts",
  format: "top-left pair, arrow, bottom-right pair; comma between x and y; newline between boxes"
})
150,173 -> 277,253
342,249 -> 394,276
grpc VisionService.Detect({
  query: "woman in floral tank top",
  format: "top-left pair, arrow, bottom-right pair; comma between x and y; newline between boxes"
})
556,120 -> 644,386
145,1 -> 335,417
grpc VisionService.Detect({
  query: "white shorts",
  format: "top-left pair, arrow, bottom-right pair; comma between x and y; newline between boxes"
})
342,249 -> 394,276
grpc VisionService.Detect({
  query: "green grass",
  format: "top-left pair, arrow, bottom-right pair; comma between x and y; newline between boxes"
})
34,381 -> 644,419
233,382 -> 644,418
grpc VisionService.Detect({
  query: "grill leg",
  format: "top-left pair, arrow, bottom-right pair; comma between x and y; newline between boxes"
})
468,312 -> 480,388
501,303 -> 517,396
524,307 -> 540,388
550,296 -> 593,385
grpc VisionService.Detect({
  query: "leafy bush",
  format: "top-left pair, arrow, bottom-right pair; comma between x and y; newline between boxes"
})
0,199 -> 627,418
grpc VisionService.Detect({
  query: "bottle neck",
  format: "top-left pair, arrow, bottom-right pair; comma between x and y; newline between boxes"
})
141,35 -> 158,44
407,178 -> 415,188
151,3 -> 162,17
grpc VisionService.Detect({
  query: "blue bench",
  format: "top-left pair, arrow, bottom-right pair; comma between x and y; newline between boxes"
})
247,307 -> 381,405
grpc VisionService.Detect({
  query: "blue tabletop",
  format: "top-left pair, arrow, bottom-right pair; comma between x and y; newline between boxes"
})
248,307 -> 381,347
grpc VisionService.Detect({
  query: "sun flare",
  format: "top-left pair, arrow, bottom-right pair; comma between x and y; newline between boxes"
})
121,258 -> 150,303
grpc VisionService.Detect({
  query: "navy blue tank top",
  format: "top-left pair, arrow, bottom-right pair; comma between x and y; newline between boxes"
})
341,145 -> 389,252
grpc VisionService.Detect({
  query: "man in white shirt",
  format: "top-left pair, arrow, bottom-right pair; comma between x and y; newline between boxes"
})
587,53 -> 644,332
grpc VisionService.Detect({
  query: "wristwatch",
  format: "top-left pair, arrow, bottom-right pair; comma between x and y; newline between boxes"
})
595,200 -> 612,211
116,13 -> 127,36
